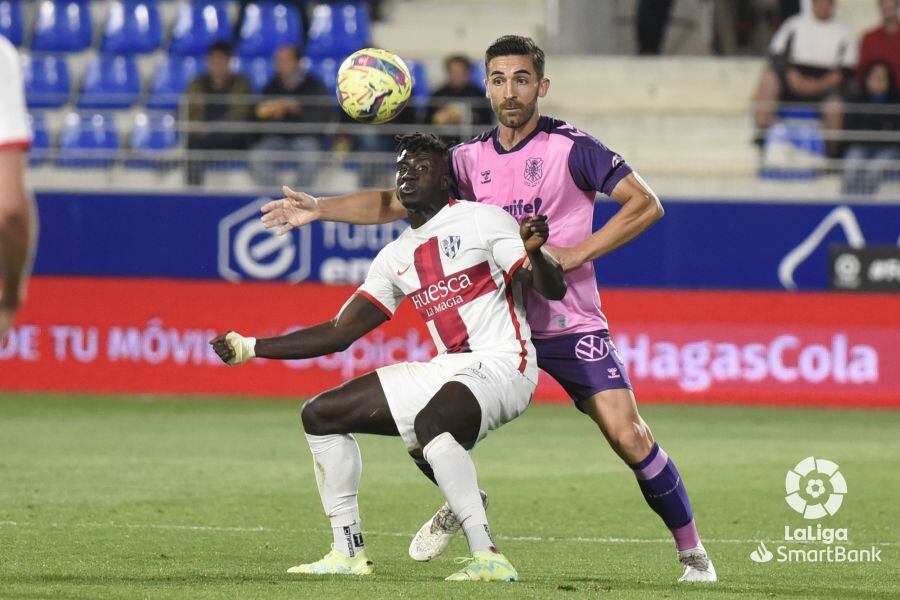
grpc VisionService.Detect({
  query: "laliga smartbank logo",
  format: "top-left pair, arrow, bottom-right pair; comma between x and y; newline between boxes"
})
784,456 -> 846,519
749,457 -> 882,565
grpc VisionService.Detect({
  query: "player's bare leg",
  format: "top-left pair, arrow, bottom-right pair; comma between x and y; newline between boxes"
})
413,382 -> 518,582
821,94 -> 845,158
581,388 -> 717,583
288,371 -> 400,576
753,68 -> 780,140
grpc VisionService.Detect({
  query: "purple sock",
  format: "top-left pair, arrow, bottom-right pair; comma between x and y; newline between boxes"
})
630,443 -> 700,551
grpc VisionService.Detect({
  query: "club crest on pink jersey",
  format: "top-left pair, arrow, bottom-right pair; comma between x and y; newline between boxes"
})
440,235 -> 461,259
524,157 -> 543,187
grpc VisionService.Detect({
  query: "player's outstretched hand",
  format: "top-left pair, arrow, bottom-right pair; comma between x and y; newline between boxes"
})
209,331 -> 257,366
260,186 -> 320,236
520,214 -> 550,253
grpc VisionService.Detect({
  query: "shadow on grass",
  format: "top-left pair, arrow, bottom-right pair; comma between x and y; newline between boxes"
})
558,576 -> 895,599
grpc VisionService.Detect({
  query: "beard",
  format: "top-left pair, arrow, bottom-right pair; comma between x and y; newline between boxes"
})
494,99 -> 537,129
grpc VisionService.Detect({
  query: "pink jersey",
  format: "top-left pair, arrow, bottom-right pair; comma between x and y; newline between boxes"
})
451,116 -> 633,338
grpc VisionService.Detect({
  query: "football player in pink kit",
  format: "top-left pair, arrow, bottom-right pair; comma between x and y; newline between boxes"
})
261,36 -> 716,583
214,133 -> 566,581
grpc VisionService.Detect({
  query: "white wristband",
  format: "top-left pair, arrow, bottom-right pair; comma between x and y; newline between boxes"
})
225,332 -> 256,365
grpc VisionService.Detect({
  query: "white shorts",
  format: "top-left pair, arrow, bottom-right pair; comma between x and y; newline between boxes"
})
375,353 -> 536,452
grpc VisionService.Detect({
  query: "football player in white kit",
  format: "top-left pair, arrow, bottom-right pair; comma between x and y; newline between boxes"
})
0,35 -> 36,339
210,133 -> 566,582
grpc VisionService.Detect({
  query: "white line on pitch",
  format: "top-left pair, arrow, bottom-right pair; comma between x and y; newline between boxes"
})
1,520 -> 896,546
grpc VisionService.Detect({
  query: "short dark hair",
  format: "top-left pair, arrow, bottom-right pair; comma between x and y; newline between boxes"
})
484,35 -> 545,79
444,54 -> 472,73
277,43 -> 302,61
394,133 -> 451,170
208,41 -> 233,57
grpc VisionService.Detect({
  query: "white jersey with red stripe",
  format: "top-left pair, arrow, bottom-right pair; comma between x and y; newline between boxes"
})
0,36 -> 30,150
357,199 -> 538,384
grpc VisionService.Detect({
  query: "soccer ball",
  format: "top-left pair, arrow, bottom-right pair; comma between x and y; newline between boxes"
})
336,48 -> 413,124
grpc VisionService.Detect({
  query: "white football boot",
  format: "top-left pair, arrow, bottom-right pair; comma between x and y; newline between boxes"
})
408,490 -> 488,561
677,544 -> 717,582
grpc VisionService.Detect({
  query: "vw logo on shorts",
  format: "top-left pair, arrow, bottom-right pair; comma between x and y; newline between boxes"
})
574,335 -> 609,362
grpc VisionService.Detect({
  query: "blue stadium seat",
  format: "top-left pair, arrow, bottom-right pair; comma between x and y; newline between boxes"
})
78,55 -> 141,109
236,2 -> 302,58
305,1 -> 369,59
306,56 -> 338,101
232,55 -> 273,93
760,108 -> 825,180
128,111 -> 178,168
100,0 -> 162,55
146,55 -> 205,110
31,0 -> 92,53
0,0 -> 24,46
56,112 -> 119,168
470,59 -> 486,92
405,59 -> 428,110
27,112 -> 51,166
22,53 -> 71,108
169,1 -> 230,56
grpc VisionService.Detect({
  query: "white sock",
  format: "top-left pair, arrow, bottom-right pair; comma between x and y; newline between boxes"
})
332,521 -> 365,558
423,432 -> 496,554
462,522 -> 495,554
305,433 -> 364,557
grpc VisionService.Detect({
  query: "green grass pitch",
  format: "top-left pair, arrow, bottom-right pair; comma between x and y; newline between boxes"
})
1,393 -> 897,599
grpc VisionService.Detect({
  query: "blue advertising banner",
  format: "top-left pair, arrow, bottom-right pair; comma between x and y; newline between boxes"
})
33,192 -> 900,290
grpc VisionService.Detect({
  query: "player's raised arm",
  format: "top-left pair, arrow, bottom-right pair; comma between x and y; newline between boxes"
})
260,186 -> 408,235
209,294 -> 388,365
518,215 -> 567,300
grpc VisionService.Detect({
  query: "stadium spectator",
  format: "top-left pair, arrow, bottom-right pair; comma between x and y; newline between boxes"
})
779,0 -> 803,21
185,42 -> 253,186
752,0 -> 856,157
712,0 -> 803,56
841,61 -> 900,195
426,55 -> 493,145
249,44 -> 332,187
636,0 -> 675,54
0,36 -> 35,340
857,0 -> 900,86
